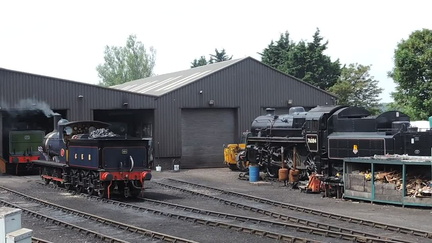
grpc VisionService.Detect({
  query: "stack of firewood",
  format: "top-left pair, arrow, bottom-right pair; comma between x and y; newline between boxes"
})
357,170 -> 432,197
406,177 -> 432,197
374,171 -> 403,190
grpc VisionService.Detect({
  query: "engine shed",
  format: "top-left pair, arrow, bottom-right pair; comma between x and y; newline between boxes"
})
1,57 -> 337,170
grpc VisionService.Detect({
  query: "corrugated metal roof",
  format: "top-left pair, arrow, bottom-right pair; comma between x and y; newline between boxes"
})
110,58 -> 245,96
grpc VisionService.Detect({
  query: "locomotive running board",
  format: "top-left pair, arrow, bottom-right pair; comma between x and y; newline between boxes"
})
247,136 -> 305,143
31,160 -> 68,168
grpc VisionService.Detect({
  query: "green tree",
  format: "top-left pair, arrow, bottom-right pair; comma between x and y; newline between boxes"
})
209,48 -> 232,63
191,56 -> 208,68
97,34 -> 156,86
191,48 -> 232,68
260,29 -> 341,90
389,29 -> 432,120
328,63 -> 383,114
260,32 -> 295,70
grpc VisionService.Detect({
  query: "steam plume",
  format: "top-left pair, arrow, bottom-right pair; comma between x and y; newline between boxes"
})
1,99 -> 55,117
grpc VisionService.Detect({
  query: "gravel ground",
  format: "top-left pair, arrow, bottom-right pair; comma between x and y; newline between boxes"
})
149,168 -> 432,232
0,167 -> 431,242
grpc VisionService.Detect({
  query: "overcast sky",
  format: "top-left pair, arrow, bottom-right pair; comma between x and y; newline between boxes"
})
1,0 -> 431,103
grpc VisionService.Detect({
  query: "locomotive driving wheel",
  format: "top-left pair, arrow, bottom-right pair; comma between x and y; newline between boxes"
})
75,185 -> 84,194
266,164 -> 279,178
97,182 -> 109,198
87,171 -> 97,196
64,183 -> 72,190
87,187 -> 95,196
42,168 -> 50,185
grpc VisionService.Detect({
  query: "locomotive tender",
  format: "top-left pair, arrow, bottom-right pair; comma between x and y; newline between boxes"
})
33,114 -> 152,198
246,105 -> 432,180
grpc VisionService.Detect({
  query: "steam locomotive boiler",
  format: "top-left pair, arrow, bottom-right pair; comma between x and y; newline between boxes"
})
33,114 -> 152,198
246,105 -> 432,180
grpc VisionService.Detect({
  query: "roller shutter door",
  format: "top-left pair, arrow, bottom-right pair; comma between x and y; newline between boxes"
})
181,108 -> 235,168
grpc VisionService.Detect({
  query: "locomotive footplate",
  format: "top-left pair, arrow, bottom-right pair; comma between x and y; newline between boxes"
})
32,160 -> 68,168
247,136 -> 306,143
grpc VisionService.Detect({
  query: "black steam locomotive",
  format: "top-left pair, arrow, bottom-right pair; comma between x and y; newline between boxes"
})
246,105 -> 432,179
32,114 -> 152,198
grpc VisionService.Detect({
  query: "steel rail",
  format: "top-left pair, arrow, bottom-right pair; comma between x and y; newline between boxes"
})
166,178 -> 432,239
31,237 -> 53,243
152,181 -> 405,243
1,186 -> 314,243
0,186 -> 196,243
0,200 -> 127,243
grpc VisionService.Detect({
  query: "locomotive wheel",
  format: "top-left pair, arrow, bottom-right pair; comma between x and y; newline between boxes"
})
64,183 -> 72,190
266,166 -> 279,178
129,188 -> 141,198
87,187 -> 95,196
42,168 -> 50,185
98,190 -> 106,198
52,181 -> 60,188
97,183 -> 108,198
76,185 -> 83,193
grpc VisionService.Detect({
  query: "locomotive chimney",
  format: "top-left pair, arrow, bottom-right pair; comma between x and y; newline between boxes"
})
53,113 -> 61,131
265,108 -> 275,116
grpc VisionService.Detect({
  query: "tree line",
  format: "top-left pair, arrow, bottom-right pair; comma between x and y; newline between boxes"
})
96,29 -> 432,120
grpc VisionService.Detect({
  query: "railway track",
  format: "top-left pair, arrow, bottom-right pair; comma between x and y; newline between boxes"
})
153,178 -> 431,243
39,184 -> 321,242
3,175 -> 430,243
36,181 -> 401,242
0,185 -> 196,243
0,199 -> 126,243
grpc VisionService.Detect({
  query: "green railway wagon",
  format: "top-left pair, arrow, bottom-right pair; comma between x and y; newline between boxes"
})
1,130 -> 45,174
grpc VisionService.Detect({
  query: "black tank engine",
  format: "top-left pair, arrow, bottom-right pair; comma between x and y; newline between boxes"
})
33,114 -> 152,198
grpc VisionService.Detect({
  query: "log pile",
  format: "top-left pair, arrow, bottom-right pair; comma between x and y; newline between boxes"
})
374,171 -> 403,190
358,171 -> 432,197
406,176 -> 432,198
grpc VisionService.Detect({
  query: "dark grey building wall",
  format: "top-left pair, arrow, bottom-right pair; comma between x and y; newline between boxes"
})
0,68 -> 156,120
154,58 -> 336,158
1,60 -> 336,165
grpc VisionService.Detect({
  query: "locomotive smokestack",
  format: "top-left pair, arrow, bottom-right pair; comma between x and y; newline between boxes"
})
53,113 -> 61,131
265,108 -> 275,116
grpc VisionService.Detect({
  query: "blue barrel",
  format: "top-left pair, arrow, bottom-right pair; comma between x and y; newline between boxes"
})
249,165 -> 260,182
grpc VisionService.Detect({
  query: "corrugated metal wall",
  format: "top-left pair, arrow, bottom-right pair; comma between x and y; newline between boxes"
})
0,68 -> 156,121
154,58 -> 336,159
1,59 -> 336,166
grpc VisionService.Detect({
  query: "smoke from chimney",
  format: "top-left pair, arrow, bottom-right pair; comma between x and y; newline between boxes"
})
1,99 -> 55,117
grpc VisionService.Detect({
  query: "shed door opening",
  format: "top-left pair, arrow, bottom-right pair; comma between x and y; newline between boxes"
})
181,108 -> 236,168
